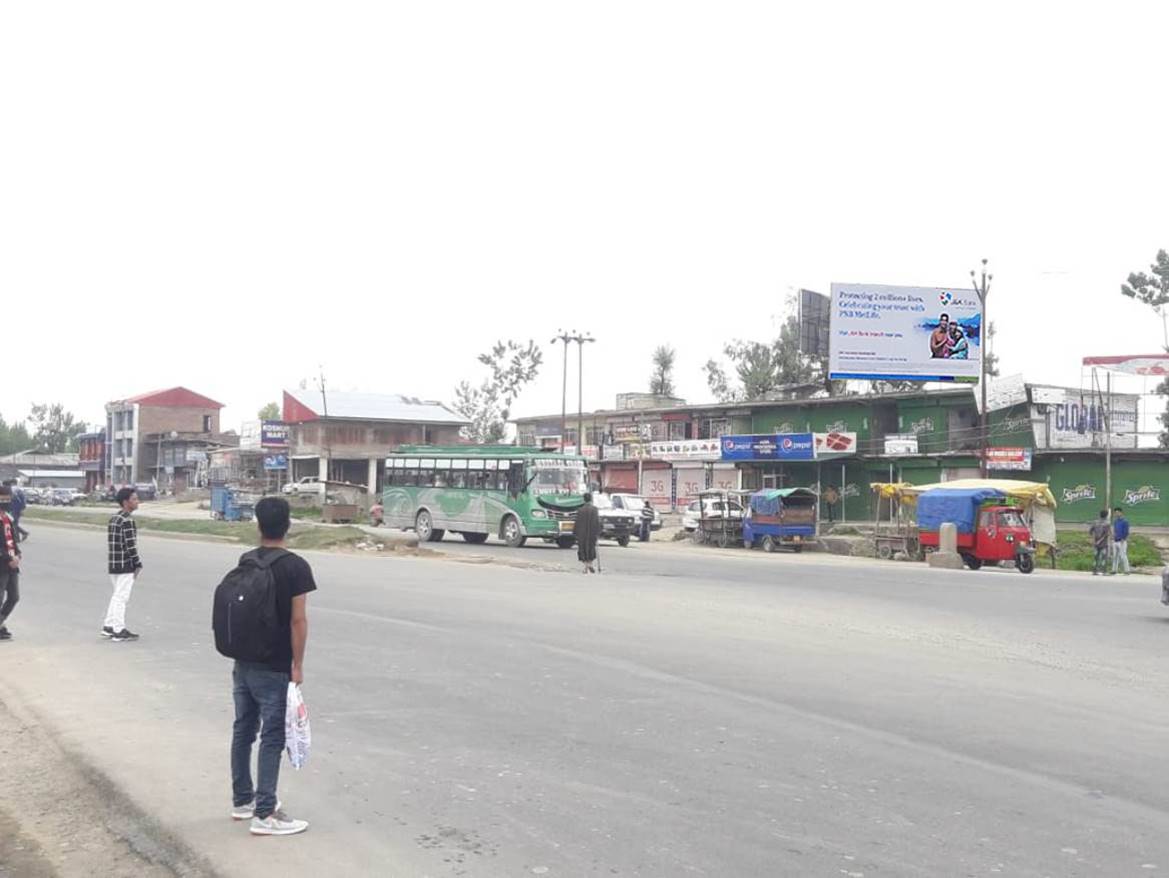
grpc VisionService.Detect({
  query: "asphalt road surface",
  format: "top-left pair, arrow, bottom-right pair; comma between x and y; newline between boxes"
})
3,523 -> 1169,877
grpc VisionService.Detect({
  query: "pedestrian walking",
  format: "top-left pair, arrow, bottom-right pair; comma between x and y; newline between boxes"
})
104,487 -> 143,641
1111,506 -> 1131,576
1089,509 -> 1111,576
3,480 -> 29,542
214,496 -> 315,837
0,487 -> 21,640
576,491 -> 600,574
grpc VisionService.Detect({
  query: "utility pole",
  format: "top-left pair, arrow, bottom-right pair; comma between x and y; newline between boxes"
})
316,367 -> 331,482
970,259 -> 993,478
551,330 -> 572,450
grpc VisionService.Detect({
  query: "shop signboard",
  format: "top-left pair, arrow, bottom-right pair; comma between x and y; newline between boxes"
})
984,447 -> 1033,471
263,454 -> 288,471
883,434 -> 919,455
648,439 -> 722,461
261,420 -> 290,449
828,282 -> 982,383
813,431 -> 857,457
720,434 -> 816,462
639,468 -> 672,508
609,423 -> 651,443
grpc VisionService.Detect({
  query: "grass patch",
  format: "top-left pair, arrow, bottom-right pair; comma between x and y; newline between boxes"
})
25,507 -> 369,551
1053,530 -> 1164,572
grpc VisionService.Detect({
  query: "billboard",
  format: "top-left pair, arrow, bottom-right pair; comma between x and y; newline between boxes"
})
648,439 -> 722,461
720,433 -> 816,462
828,283 -> 982,383
1031,387 -> 1139,450
263,454 -> 288,471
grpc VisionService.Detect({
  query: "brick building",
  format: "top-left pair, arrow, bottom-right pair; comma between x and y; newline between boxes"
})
77,430 -> 107,492
105,387 -> 227,489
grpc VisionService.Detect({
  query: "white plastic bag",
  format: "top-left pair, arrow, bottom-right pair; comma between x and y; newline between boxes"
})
285,682 -> 312,769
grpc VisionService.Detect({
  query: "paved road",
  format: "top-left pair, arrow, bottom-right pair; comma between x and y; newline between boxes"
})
3,523 -> 1169,877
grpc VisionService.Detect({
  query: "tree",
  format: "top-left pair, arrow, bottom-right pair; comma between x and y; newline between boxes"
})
27,403 -> 86,453
649,345 -> 676,396
704,317 -> 822,402
1121,249 -> 1169,446
453,340 -> 543,443
258,402 -> 280,420
0,416 -> 32,456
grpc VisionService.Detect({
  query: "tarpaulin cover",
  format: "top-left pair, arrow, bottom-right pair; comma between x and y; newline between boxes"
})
917,488 -> 1006,534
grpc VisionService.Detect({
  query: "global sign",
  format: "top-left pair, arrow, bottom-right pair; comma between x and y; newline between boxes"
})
721,433 -> 816,462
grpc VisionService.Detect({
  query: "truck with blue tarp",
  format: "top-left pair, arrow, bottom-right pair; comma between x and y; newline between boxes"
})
209,483 -> 255,522
742,487 -> 818,553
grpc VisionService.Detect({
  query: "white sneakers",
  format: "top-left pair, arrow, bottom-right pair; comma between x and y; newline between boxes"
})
249,809 -> 308,836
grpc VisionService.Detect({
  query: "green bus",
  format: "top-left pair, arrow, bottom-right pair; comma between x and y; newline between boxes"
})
382,446 -> 589,548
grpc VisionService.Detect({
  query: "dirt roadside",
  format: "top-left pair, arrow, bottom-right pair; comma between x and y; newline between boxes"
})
0,694 -> 218,878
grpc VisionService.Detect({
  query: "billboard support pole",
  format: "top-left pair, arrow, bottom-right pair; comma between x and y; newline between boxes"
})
1105,369 -> 1112,515
971,260 -> 993,477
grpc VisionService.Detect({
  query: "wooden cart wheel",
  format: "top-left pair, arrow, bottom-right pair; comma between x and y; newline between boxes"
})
877,544 -> 893,560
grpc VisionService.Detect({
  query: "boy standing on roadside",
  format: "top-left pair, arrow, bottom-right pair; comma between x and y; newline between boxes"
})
1089,509 -> 1111,577
219,496 -> 315,836
104,487 -> 142,641
0,487 -> 21,640
1111,507 -> 1131,576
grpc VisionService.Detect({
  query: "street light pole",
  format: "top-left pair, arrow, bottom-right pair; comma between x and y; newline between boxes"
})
971,259 -> 993,478
551,330 -> 572,450
574,333 -> 595,456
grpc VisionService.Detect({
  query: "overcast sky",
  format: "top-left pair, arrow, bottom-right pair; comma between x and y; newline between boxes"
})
3,2 -> 1167,435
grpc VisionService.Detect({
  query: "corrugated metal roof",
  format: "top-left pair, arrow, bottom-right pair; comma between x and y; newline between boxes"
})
19,470 -> 85,479
284,389 -> 468,425
0,451 -> 80,466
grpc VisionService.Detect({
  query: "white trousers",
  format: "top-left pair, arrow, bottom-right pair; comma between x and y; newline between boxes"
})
104,573 -> 136,631
1112,540 -> 1131,574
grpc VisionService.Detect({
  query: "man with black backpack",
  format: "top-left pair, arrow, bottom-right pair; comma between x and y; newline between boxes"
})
214,496 -> 315,836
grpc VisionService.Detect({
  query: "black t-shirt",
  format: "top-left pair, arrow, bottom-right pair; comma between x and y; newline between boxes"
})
253,547 -> 317,673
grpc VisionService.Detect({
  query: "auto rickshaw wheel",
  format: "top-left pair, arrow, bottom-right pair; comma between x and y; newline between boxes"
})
1017,554 -> 1035,575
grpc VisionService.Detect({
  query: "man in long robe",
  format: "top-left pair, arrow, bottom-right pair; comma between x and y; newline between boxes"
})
575,492 -> 601,574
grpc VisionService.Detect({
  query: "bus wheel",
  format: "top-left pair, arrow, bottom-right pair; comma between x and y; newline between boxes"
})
462,532 -> 488,544
502,516 -> 526,548
415,510 -> 434,542
556,536 -> 575,549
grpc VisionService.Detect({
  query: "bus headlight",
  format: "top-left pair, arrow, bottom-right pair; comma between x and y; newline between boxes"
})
531,509 -> 547,519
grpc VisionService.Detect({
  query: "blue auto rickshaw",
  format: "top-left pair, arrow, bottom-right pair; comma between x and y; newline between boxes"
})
742,487 -> 818,553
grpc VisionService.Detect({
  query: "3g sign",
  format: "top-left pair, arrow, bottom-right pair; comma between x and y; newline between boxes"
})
648,479 -> 666,495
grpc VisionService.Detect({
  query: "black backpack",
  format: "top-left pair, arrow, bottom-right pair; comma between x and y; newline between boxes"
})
212,548 -> 287,661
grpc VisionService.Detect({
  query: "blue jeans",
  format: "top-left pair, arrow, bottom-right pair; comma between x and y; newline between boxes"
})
231,662 -> 288,818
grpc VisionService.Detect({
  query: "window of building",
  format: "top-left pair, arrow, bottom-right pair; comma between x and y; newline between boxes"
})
126,411 -> 134,431
668,420 -> 689,440
125,439 -> 133,458
517,432 -> 536,447
203,415 -> 212,432
699,418 -> 730,440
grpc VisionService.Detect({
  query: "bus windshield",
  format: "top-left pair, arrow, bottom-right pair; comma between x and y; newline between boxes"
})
529,460 -> 587,496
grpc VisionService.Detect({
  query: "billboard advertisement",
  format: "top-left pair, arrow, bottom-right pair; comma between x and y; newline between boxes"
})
828,283 -> 982,382
1031,387 -> 1139,450
720,433 -> 815,462
263,454 -> 288,471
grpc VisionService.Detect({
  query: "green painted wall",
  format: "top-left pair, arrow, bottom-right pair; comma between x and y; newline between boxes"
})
1035,458 -> 1169,526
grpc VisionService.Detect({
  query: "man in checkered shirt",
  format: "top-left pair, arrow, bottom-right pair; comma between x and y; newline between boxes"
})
103,487 -> 143,642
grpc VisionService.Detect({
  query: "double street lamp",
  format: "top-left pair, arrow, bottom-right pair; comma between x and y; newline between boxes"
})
550,330 -> 595,454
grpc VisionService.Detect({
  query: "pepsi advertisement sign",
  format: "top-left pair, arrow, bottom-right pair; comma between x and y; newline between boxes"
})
721,433 -> 816,461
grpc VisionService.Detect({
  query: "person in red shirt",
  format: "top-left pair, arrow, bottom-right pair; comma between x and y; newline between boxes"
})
0,486 -> 22,641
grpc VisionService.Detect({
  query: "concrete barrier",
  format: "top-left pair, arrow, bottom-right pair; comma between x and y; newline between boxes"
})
927,522 -> 965,570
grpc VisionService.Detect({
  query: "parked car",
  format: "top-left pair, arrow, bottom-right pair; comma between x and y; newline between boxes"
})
682,496 -> 744,532
610,493 -> 661,542
282,476 -> 327,497
133,483 -> 157,501
49,488 -> 77,506
20,486 -> 45,505
592,494 -> 638,547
